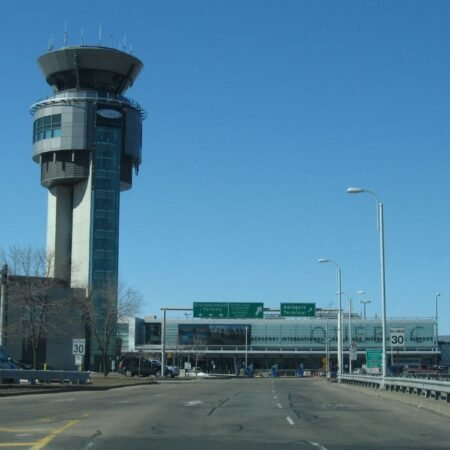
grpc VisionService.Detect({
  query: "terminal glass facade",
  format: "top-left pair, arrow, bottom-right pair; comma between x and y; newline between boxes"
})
140,317 -> 437,372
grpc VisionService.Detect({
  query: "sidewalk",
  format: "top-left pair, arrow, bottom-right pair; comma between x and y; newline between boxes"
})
0,372 -> 159,397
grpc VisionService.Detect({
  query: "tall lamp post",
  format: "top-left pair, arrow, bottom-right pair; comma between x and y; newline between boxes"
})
0,264 -> 8,347
347,187 -> 387,378
435,292 -> 441,352
318,258 -> 343,377
360,299 -> 371,319
348,290 -> 365,373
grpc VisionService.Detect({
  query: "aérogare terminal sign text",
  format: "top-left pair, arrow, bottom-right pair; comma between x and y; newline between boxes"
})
280,303 -> 316,317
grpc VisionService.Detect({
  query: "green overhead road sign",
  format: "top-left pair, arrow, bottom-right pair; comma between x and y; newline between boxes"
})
280,303 -> 316,317
193,302 -> 264,319
193,302 -> 229,318
366,349 -> 383,368
229,302 -> 264,319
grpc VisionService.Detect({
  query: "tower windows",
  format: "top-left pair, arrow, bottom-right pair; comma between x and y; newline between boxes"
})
33,114 -> 61,143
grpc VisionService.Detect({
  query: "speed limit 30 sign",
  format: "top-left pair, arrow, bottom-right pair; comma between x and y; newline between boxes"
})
390,328 -> 405,347
72,338 -> 86,355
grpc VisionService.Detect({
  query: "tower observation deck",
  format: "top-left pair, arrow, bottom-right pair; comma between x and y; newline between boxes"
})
31,46 -> 145,366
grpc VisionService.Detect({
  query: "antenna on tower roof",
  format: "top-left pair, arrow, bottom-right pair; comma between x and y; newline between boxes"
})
64,21 -> 68,46
122,35 -> 127,51
48,34 -> 54,51
80,28 -> 84,46
98,24 -> 102,45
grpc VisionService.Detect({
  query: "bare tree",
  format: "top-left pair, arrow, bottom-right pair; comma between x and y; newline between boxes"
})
0,245 -> 74,369
81,280 -> 143,376
117,281 -> 143,320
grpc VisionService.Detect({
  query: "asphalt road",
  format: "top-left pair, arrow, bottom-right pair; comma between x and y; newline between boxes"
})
0,377 -> 449,450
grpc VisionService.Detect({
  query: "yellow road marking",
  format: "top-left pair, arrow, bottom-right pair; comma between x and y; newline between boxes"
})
30,419 -> 80,450
0,444 -> 39,448
0,428 -> 44,432
0,414 -> 89,449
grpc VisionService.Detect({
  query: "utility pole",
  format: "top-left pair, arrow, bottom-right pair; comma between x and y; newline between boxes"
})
0,264 -> 8,347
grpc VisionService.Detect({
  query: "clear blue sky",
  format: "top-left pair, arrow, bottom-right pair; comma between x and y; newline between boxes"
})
1,0 -> 450,333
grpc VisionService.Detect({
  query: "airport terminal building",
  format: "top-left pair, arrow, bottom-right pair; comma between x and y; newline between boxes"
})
119,303 -> 439,374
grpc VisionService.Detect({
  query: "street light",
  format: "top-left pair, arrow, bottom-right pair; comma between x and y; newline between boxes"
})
348,290 -> 365,373
318,258 -> 343,377
347,186 -> 387,378
0,264 -> 8,347
245,325 -> 249,368
435,292 -> 441,352
360,299 -> 372,319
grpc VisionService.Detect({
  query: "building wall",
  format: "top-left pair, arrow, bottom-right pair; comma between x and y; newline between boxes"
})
440,343 -> 450,366
3,276 -> 85,370
118,317 -> 145,353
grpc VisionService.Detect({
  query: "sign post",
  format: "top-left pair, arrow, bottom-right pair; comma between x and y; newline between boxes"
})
350,342 -> 358,362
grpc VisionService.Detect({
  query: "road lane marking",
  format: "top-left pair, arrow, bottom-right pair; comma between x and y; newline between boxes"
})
0,443 -> 39,447
308,442 -> 329,450
0,414 -> 90,449
185,400 -> 203,406
286,416 -> 295,425
0,427 -> 44,433
276,403 -> 283,409
31,419 -> 81,450
273,395 -> 278,399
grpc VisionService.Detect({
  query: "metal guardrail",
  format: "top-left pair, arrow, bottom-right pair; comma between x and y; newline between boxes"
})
340,374 -> 450,402
0,369 -> 91,385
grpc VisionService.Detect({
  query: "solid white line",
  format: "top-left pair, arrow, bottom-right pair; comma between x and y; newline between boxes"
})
308,441 -> 329,450
286,416 -> 295,425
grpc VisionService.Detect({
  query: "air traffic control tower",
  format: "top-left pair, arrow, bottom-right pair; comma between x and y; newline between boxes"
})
31,46 -> 145,365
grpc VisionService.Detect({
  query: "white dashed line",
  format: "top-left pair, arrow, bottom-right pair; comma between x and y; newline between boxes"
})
308,441 -> 329,450
276,403 -> 283,409
286,416 -> 295,425
185,400 -> 203,406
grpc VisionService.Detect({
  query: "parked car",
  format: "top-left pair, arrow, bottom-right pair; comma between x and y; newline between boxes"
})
388,365 -> 405,376
118,357 -> 158,377
13,359 -> 32,369
0,347 -> 19,369
166,365 -> 180,378
148,360 -> 173,377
